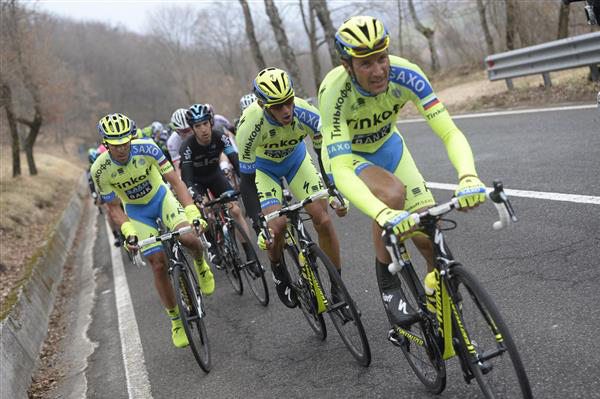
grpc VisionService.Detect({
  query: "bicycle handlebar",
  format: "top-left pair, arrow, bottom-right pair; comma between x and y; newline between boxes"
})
409,180 -> 517,230
204,190 -> 241,207
263,190 -> 328,222
132,220 -> 211,267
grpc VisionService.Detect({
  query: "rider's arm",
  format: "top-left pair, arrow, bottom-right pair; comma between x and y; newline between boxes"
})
163,169 -> 194,208
105,197 -> 129,228
236,113 -> 262,233
179,140 -> 196,192
295,98 -> 331,187
220,132 -> 240,176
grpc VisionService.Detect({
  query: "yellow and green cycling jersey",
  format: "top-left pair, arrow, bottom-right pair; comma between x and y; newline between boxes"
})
91,139 -> 173,205
236,97 -> 322,172
318,55 -> 478,218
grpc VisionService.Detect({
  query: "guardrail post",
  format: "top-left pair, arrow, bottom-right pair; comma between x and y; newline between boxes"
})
590,64 -> 599,81
542,72 -> 552,87
505,78 -> 514,90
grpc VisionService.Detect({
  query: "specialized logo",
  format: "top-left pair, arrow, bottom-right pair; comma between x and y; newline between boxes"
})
398,299 -> 408,314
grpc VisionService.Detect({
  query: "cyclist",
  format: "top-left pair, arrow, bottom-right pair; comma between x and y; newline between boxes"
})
167,108 -> 194,175
150,122 -> 172,165
91,112 -> 215,349
237,67 -> 348,309
319,16 -> 486,330
239,93 -> 257,114
179,103 -> 253,265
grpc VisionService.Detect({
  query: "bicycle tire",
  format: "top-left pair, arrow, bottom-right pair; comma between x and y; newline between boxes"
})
228,219 -> 269,306
307,245 -> 371,367
220,221 -> 243,295
283,244 -> 326,340
394,264 -> 447,393
172,261 -> 211,373
450,265 -> 532,399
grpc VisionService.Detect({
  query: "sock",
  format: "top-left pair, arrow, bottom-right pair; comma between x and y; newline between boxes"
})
166,306 -> 180,322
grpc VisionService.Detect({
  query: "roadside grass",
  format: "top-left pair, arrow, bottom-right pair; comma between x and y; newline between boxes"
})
0,147 -> 83,318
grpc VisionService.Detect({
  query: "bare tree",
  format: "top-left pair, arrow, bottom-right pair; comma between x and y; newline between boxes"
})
396,0 -> 404,55
407,0 -> 440,72
557,1 -> 571,39
505,0 -> 517,50
239,0 -> 266,71
0,81 -> 21,177
264,0 -> 305,97
477,0 -> 495,54
299,0 -> 321,93
310,0 -> 339,68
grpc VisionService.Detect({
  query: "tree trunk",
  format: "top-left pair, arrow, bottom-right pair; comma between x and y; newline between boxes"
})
18,109 -> 42,176
0,82 -> 22,177
397,0 -> 404,55
505,0 -> 517,50
239,0 -> 266,70
557,2 -> 570,39
310,0 -> 339,68
408,0 -> 439,72
477,0 -> 495,54
264,0 -> 305,97
300,0 -> 321,94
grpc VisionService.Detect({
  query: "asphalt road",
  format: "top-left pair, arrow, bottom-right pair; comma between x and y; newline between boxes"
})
81,106 -> 600,399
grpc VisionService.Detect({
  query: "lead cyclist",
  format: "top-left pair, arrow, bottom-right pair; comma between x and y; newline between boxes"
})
318,16 -> 487,334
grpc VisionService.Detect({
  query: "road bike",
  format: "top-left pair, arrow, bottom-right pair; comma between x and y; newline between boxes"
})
201,190 -> 269,306
385,181 -> 532,398
134,221 -> 212,372
261,189 -> 372,366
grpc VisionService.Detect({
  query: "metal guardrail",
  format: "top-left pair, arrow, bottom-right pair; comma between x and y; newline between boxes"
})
485,31 -> 600,89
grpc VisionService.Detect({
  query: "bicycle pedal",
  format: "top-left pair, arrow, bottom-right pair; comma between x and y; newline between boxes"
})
387,328 -> 408,348
479,361 -> 493,375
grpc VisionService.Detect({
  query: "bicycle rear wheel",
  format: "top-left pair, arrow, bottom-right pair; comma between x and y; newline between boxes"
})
172,261 -> 211,373
228,219 -> 269,306
394,265 -> 446,393
450,265 -> 532,399
283,244 -> 326,340
307,245 -> 371,367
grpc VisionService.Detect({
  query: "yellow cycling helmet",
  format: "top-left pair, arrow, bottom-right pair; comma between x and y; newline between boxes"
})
253,67 -> 294,106
98,113 -> 136,145
335,16 -> 389,59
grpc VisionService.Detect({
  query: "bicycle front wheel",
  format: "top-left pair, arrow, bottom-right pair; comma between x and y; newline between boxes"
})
395,265 -> 446,394
173,261 -> 211,373
221,223 -> 243,295
283,244 -> 326,340
308,245 -> 371,367
450,265 -> 532,399
228,219 -> 269,306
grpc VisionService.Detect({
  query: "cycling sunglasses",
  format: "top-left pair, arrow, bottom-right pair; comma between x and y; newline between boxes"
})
349,36 -> 389,58
266,96 -> 295,110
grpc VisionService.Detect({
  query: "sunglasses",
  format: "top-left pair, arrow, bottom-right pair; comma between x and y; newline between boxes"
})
267,96 -> 295,110
176,127 -> 192,135
350,36 -> 389,57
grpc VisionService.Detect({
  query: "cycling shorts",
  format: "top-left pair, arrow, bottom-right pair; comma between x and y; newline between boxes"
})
191,169 -> 233,199
255,144 -> 324,209
124,185 -> 188,256
328,132 -> 435,213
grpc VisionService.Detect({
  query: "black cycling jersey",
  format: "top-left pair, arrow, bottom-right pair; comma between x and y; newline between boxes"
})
180,129 -> 240,198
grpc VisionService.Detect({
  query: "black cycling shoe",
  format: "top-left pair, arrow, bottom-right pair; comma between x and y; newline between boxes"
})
271,262 -> 298,309
381,288 -> 420,328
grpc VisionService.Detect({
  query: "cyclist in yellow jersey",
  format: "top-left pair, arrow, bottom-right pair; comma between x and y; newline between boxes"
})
319,16 -> 487,329
237,67 -> 348,309
91,113 -> 215,349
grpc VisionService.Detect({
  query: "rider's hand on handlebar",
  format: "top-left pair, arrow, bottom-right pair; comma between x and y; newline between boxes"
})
257,228 -> 274,250
328,194 -> 350,217
455,175 -> 486,211
375,208 -> 416,236
184,204 -> 207,232
125,235 -> 139,254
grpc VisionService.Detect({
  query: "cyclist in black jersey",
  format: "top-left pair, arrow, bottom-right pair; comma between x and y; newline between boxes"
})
180,103 -> 254,264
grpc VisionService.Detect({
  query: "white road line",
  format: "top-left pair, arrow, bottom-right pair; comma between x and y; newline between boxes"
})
427,182 -> 600,205
399,104 -> 597,123
105,219 -> 153,399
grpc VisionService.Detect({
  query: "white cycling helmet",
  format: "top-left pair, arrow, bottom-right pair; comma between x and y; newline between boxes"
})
170,108 -> 189,130
150,121 -> 163,134
239,93 -> 257,112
